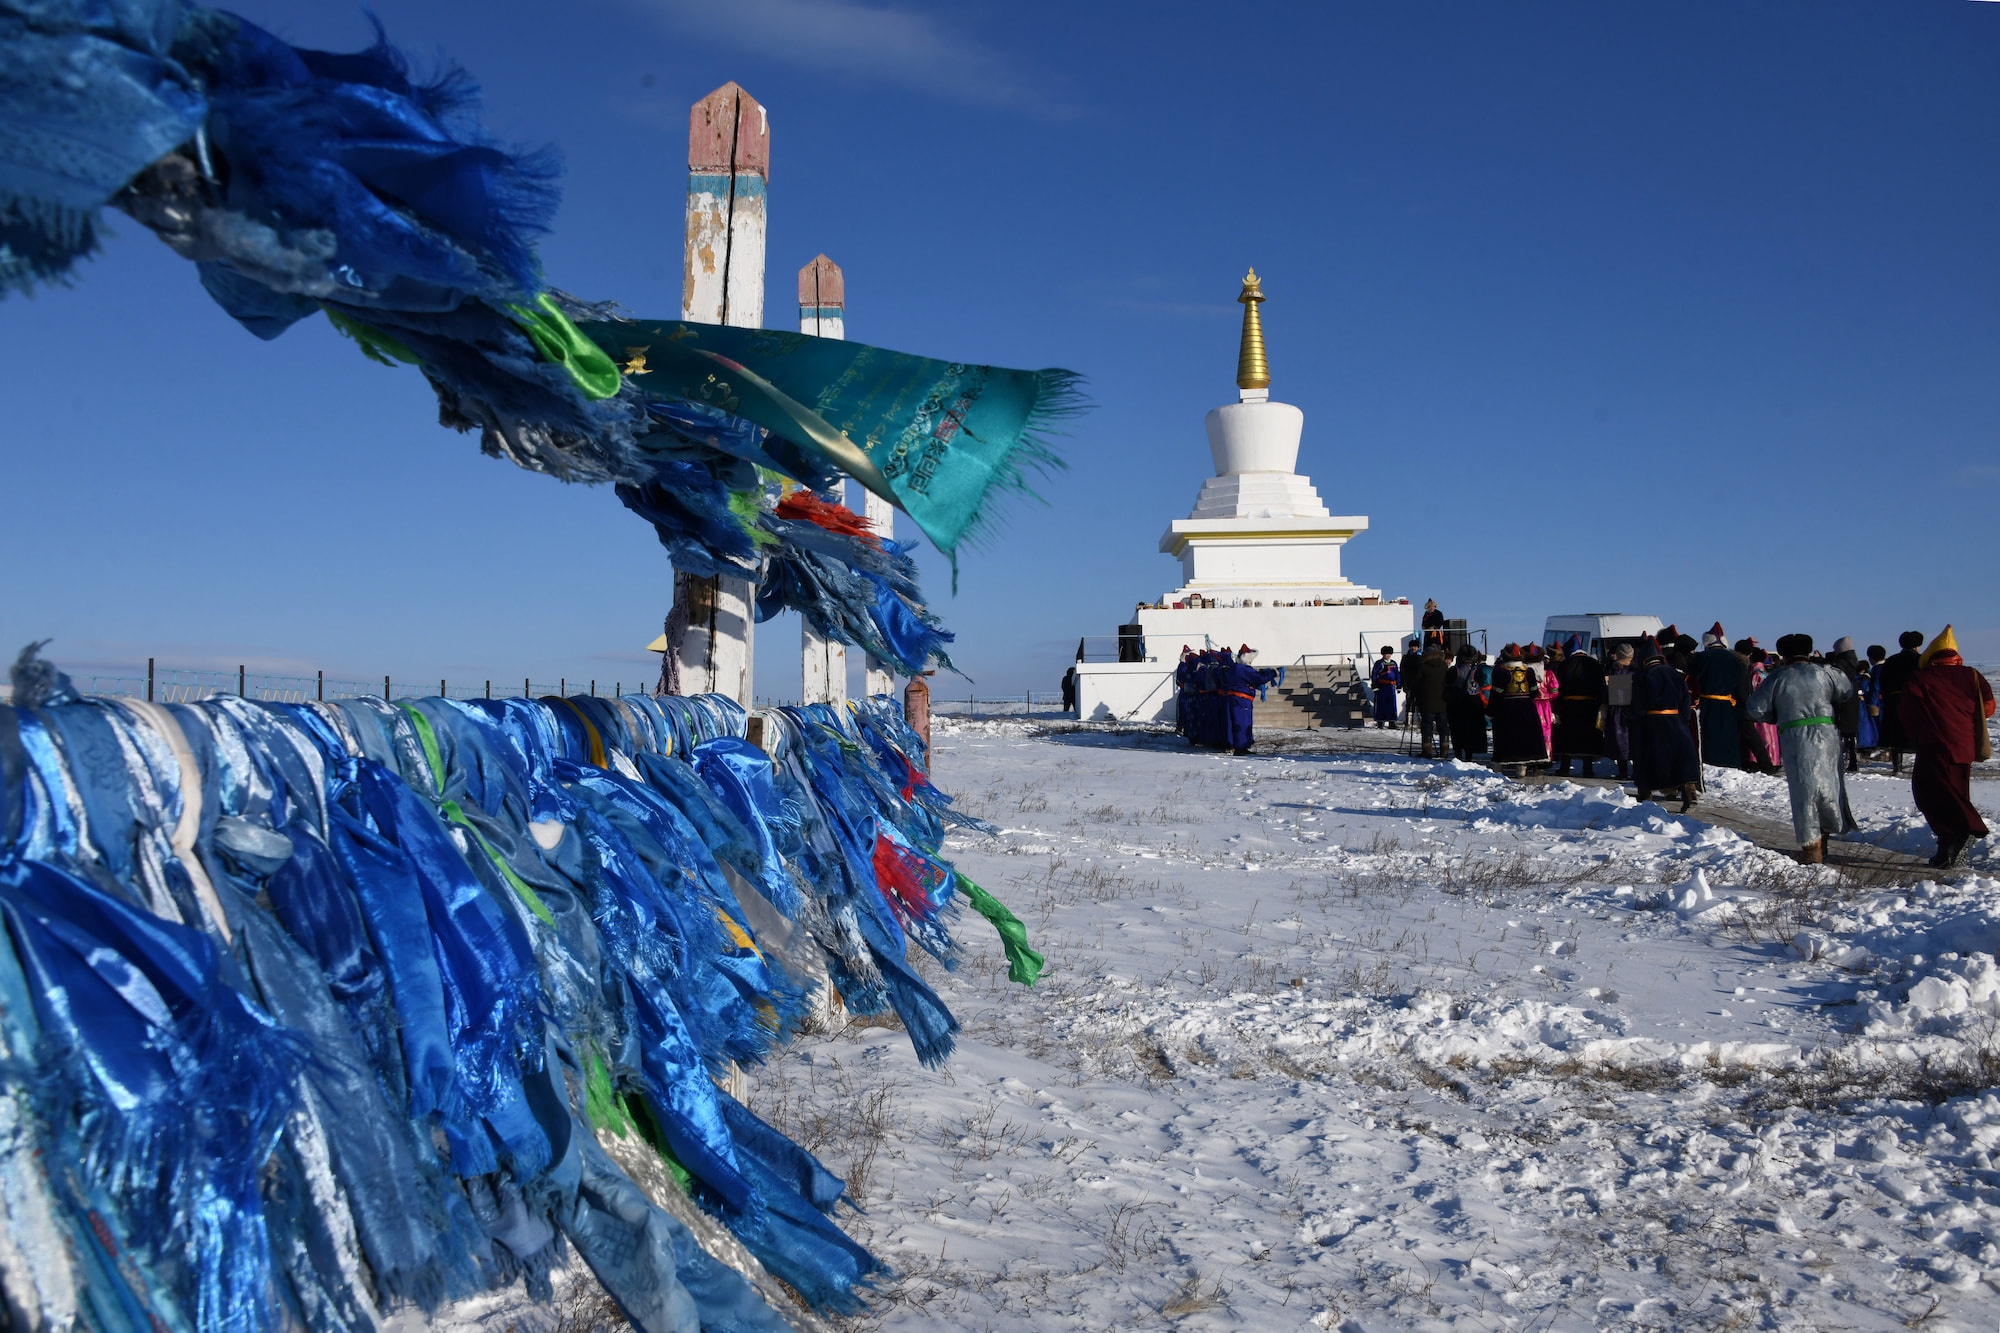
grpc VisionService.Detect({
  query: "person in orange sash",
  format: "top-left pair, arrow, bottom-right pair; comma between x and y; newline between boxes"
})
1898,626 -> 1995,868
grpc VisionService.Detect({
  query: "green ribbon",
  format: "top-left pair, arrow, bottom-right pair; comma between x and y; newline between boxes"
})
581,1045 -> 693,1193
506,293 -> 622,400
399,705 -> 558,927
956,874 -> 1043,986
325,295 -> 621,401
1779,715 -> 1834,731
583,1045 -> 633,1137
325,308 -> 419,366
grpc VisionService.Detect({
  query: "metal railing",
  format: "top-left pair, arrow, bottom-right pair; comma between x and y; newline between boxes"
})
1069,636 -> 1156,664
928,692 -> 1063,720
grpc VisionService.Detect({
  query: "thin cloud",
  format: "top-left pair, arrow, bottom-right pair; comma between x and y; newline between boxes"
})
630,0 -> 1072,115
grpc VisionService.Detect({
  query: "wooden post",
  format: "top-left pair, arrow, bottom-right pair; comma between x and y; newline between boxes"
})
670,83 -> 768,707
147,657 -> 154,702
903,675 -> 931,771
383,675 -> 390,701
237,665 -> 245,698
316,668 -> 322,702
859,479 -> 896,697
440,679 -> 446,698
798,255 -> 851,708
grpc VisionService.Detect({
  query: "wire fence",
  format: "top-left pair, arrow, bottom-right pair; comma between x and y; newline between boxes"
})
0,662 -> 653,706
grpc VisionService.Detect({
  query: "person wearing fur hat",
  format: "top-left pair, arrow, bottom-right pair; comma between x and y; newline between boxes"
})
1878,630 -> 1927,775
1603,642 -> 1637,780
1897,626 -> 1995,868
1858,645 -> 1886,754
1370,645 -> 1401,728
1550,635 -> 1607,777
1742,646 -> 1783,774
1746,633 -> 1859,864
1219,646 -> 1280,756
1531,642 -> 1560,756
1446,645 -> 1491,761
1489,643 -> 1548,775
1826,637 -> 1864,773
1692,622 -> 1749,770
1631,635 -> 1701,810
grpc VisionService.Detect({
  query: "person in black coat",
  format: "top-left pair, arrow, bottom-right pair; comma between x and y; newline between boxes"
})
1550,636 -> 1608,777
1603,642 -> 1636,780
1445,646 -> 1489,761
1877,630 -> 1926,775
1630,635 -> 1700,811
1400,639 -> 1424,724
1421,599 -> 1447,648
1488,644 -> 1547,772
1825,637 -> 1863,773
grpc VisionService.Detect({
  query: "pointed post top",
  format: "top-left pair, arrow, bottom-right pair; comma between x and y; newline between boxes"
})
1235,268 -> 1270,395
797,254 -> 844,308
689,82 -> 770,175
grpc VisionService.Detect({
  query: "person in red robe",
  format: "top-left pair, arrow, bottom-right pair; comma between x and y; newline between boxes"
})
1898,625 -> 1995,868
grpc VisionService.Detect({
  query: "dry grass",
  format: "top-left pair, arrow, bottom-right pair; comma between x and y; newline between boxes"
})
551,1273 -> 629,1332
1160,1274 -> 1227,1317
746,1053 -> 908,1199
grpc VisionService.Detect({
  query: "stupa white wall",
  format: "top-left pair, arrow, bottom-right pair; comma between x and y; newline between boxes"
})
1072,271 -> 1412,722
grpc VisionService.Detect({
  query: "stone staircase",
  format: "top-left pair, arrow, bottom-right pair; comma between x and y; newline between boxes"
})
1252,661 -> 1366,731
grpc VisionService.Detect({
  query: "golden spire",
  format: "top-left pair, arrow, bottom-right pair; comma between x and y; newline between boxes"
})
1235,268 -> 1269,392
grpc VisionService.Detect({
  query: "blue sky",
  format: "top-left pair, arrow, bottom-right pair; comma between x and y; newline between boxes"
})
3,0 -> 1997,700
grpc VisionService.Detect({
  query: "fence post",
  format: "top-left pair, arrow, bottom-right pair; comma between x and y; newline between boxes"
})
316,669 -> 323,702
439,679 -> 446,699
590,680 -> 596,697
485,680 -> 491,700
147,657 -> 154,703
1025,689 -> 1030,716
383,675 -> 390,701
969,693 -> 975,719
524,678 -> 530,698
560,678 -> 565,696
237,665 -> 245,698
615,681 -> 621,697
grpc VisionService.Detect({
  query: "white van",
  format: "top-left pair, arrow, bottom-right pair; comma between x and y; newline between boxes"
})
1542,614 -> 1665,662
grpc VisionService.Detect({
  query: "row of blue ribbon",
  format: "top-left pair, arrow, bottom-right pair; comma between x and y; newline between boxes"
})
0,649 -> 1007,1331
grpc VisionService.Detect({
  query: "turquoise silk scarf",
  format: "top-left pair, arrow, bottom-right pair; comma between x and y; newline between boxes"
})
581,320 -> 1080,561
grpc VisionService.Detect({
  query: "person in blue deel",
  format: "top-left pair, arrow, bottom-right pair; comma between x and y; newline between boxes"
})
1371,645 -> 1401,728
1220,645 -> 1281,756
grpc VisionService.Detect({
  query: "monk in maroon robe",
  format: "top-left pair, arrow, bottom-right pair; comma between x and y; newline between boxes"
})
1898,626 -> 1995,868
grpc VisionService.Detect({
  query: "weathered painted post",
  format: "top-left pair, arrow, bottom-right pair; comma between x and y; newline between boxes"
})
859,481 -> 896,697
667,82 -> 768,707
798,254 -> 850,708
903,674 -> 932,772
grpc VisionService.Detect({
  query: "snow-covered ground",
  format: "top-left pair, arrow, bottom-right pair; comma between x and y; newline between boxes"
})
745,719 -> 2000,1332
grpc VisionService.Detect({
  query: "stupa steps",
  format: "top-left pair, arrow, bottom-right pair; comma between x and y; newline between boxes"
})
1250,662 -> 1368,731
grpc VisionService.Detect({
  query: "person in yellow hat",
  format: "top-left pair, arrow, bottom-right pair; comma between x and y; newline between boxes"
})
1898,625 -> 1996,868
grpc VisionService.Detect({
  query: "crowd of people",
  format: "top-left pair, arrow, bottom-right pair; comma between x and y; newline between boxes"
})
1174,646 -> 1282,755
1383,622 -> 1992,869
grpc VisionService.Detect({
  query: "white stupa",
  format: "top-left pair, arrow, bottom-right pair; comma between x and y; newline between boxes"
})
1071,270 -> 1413,721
